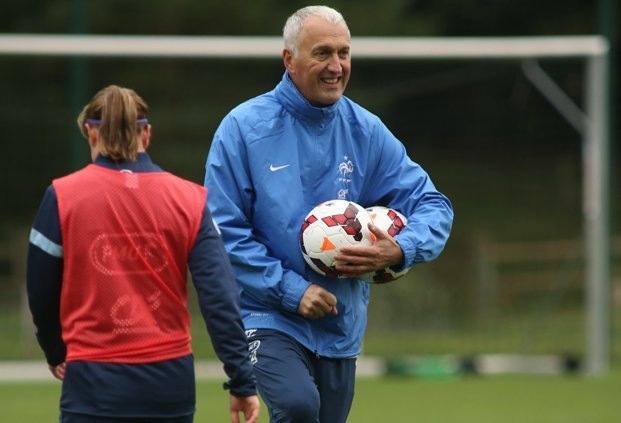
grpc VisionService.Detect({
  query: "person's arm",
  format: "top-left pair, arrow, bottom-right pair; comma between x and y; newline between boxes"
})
26,185 -> 67,372
372,122 -> 453,267
204,117 -> 310,314
336,121 -> 454,276
188,205 -> 257,398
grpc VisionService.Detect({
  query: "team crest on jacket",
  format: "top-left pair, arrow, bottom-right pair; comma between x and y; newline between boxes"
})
337,155 -> 354,199
338,156 -> 354,180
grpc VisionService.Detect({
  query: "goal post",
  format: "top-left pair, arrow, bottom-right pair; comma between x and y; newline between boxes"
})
0,34 -> 607,59
0,34 -> 610,374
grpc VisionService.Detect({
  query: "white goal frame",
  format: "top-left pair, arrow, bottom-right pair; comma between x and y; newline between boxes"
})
0,34 -> 610,374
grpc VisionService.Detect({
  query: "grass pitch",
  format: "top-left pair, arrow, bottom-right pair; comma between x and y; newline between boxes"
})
1,369 -> 619,422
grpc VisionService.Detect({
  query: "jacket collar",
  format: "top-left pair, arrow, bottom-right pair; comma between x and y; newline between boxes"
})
275,71 -> 340,124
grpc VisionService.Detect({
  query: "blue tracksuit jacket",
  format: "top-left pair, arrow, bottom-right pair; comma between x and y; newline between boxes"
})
204,72 -> 454,358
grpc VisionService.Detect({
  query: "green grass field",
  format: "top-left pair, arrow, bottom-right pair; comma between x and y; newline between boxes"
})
2,370 -> 619,423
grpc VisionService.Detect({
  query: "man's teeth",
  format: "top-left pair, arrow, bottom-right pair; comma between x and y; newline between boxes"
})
323,78 -> 338,83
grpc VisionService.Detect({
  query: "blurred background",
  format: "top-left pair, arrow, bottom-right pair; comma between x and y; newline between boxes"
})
1,0 -> 619,376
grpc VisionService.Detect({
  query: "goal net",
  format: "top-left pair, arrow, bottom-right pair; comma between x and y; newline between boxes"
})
0,34 -> 612,374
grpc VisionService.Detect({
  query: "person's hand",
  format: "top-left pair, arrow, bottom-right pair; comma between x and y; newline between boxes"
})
230,394 -> 260,423
298,284 -> 338,318
48,362 -> 66,380
334,222 -> 404,278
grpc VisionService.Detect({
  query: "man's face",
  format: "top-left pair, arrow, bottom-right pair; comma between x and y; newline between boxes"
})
284,16 -> 351,107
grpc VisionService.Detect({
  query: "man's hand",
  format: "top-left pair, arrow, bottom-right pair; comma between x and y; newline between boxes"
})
334,222 -> 404,278
230,394 -> 260,423
298,284 -> 338,318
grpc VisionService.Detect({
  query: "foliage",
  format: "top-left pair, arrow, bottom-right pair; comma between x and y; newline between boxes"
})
1,0 -> 596,35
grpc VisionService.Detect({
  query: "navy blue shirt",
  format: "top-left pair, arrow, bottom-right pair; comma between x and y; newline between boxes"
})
27,153 -> 256,418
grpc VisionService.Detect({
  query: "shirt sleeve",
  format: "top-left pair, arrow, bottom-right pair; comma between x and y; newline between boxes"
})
188,204 -> 256,397
204,116 -> 310,314
26,185 -> 67,366
363,120 -> 454,269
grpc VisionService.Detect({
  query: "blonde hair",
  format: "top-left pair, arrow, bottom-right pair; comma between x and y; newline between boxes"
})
283,5 -> 349,56
77,85 -> 148,161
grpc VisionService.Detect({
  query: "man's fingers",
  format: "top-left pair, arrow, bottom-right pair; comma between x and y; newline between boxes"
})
368,222 -> 388,240
314,289 -> 337,317
320,290 -> 337,307
299,285 -> 338,318
336,245 -> 372,257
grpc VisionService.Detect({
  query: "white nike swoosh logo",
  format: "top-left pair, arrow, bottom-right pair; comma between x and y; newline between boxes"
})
269,164 -> 290,172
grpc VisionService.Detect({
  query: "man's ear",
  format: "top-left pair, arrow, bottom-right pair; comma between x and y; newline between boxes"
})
283,49 -> 294,74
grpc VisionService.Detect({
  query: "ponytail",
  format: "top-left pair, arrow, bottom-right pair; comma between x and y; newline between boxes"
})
77,85 -> 148,161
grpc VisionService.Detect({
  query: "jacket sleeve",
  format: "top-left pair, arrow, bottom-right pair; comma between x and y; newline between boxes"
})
204,116 -> 310,314
26,185 -> 67,366
188,204 -> 256,397
363,120 -> 454,269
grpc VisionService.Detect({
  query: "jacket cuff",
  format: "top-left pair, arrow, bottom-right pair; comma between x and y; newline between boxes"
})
280,279 -> 310,313
394,236 -> 416,270
223,380 -> 257,398
44,343 -> 67,367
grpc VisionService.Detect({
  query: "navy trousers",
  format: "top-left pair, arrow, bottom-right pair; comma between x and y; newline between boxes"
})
246,329 -> 356,423
60,413 -> 193,422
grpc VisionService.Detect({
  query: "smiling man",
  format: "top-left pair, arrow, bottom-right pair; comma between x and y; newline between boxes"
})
204,5 -> 453,423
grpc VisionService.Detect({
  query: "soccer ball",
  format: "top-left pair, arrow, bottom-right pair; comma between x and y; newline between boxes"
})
365,206 -> 410,284
300,200 -> 374,278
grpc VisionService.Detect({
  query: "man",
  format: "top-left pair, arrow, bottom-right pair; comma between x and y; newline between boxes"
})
204,5 -> 453,423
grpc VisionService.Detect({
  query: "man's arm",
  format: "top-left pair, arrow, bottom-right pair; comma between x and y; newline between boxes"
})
337,122 -> 454,275
204,117 -> 311,314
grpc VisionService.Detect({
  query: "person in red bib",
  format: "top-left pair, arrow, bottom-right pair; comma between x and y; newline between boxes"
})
27,85 -> 260,423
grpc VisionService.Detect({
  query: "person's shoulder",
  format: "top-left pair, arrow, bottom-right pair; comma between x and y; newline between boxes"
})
37,184 -> 58,209
219,90 -> 285,143
339,96 -> 383,128
227,90 -> 281,122
162,172 -> 206,193
156,174 -> 207,208
52,165 -> 94,186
